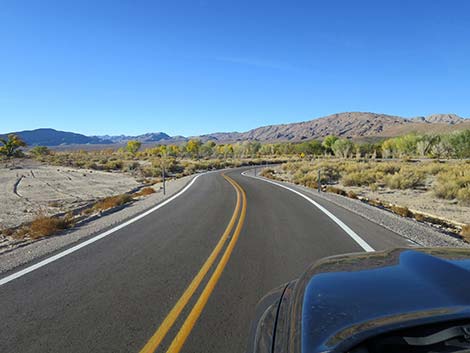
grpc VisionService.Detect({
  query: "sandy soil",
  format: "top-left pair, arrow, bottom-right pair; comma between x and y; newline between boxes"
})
0,160 -> 140,229
270,166 -> 469,225
344,185 -> 469,224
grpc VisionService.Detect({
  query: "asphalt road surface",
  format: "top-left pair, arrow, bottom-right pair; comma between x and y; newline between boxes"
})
0,168 -> 411,353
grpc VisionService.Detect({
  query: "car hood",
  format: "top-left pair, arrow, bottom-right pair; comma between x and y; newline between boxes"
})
288,248 -> 470,353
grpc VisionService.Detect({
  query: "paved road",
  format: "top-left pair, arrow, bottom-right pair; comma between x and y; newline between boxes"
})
0,168 -> 411,353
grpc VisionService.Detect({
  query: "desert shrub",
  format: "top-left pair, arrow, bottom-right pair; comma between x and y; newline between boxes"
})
347,190 -> 358,199
421,162 -> 445,175
105,160 -> 123,171
297,172 -> 318,189
368,199 -> 384,207
390,205 -> 412,218
319,165 -> 341,183
260,168 -> 275,178
457,187 -> 470,206
94,194 -> 133,211
434,181 -> 460,199
383,169 -> 425,189
84,162 -> 100,170
1,228 -> 14,237
342,171 -> 376,186
434,166 -> 470,201
369,183 -> 379,192
413,213 -> 426,222
134,187 -> 156,197
326,186 -> 347,196
141,166 -> 161,177
29,215 -> 71,239
375,163 -> 401,174
126,161 -> 140,171
461,225 -> 470,242
30,146 -> 50,156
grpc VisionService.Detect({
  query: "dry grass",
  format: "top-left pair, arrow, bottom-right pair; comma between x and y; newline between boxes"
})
433,166 -> 470,205
260,168 -> 276,178
93,194 -> 133,211
383,169 -> 425,190
342,171 -> 376,187
461,225 -> 470,242
134,187 -> 156,197
29,215 -> 72,239
347,190 -> 358,199
390,205 -> 412,218
325,186 -> 347,196
413,213 -> 426,222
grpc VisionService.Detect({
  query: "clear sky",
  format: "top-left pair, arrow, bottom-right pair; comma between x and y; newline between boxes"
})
1,0 -> 469,136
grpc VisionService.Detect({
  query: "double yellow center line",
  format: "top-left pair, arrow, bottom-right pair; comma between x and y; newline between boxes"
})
139,174 -> 247,353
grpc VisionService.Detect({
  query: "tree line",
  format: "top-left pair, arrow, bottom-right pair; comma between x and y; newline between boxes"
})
1,129 -> 470,160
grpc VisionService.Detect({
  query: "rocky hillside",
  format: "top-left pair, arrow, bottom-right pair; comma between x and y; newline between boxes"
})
0,128 -> 113,146
410,114 -> 465,125
3,112 -> 469,146
197,112 -> 469,142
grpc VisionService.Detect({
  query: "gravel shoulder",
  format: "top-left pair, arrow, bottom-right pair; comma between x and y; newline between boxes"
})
0,174 -> 196,275
245,169 -> 469,249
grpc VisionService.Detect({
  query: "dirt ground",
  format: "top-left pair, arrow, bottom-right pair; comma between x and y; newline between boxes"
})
342,184 -> 469,224
0,160 -> 140,229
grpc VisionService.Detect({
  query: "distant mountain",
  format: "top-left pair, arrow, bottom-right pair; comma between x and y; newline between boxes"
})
3,112 -> 469,147
196,112 -> 470,142
410,114 -> 465,125
0,128 -> 113,146
96,132 -> 173,143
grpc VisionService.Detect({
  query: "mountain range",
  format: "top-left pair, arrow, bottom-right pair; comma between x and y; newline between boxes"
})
2,112 -> 469,147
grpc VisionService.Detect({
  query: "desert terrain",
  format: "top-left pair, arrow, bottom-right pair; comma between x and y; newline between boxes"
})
0,160 -> 140,229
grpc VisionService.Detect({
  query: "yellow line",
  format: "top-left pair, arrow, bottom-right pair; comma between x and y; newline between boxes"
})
139,174 -> 241,353
165,175 -> 247,353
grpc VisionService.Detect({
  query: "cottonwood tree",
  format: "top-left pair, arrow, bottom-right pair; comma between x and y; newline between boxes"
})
331,138 -> 354,158
0,134 -> 27,158
321,135 -> 339,155
125,140 -> 142,155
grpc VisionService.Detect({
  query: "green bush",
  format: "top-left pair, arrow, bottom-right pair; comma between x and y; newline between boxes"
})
342,171 -> 376,186
383,170 -> 425,189
457,187 -> 470,206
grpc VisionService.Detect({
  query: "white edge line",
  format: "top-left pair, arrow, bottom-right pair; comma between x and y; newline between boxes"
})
242,171 -> 374,252
0,173 -> 203,286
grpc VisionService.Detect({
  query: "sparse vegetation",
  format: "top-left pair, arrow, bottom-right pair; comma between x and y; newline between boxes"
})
93,194 -> 133,211
134,187 -> 156,197
390,205 -> 412,218
3,129 -> 470,245
260,159 -> 470,232
29,215 -> 72,239
461,225 -> 470,242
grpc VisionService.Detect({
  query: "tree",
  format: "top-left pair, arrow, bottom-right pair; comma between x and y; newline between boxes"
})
186,139 -> 202,158
394,134 -> 420,157
331,139 -> 354,158
0,134 -> 27,158
200,141 -> 216,157
125,140 -> 142,155
321,135 -> 339,154
382,138 -> 398,158
448,130 -> 470,158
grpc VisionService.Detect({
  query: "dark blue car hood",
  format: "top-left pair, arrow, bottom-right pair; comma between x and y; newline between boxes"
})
288,248 -> 470,353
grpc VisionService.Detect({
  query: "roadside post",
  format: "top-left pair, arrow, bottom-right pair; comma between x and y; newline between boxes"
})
318,169 -> 321,193
162,165 -> 166,195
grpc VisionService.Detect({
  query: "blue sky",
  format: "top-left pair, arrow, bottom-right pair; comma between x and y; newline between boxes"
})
1,0 -> 469,136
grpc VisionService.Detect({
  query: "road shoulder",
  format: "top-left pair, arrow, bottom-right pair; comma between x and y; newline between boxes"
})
0,174 -> 198,275
243,169 -> 468,249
